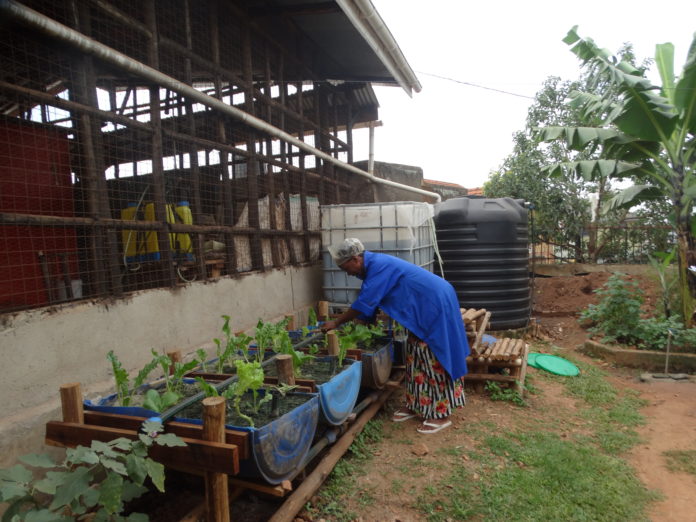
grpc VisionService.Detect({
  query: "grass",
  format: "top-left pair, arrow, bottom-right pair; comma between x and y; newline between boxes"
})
302,417 -> 384,521
306,350 -> 659,521
663,450 -> 696,476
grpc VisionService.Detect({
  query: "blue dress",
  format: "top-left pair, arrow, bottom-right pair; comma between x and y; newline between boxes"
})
351,251 -> 469,380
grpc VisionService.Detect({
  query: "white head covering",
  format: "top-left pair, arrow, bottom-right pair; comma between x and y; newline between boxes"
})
328,237 -> 365,265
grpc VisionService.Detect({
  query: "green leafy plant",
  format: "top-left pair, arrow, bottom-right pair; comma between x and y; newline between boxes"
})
106,351 -> 158,407
253,318 -> 289,362
140,351 -> 200,413
647,249 -> 678,318
221,360 -> 272,427
194,376 -> 219,398
579,273 -> 644,345
150,350 -> 199,398
212,315 -> 253,372
0,419 -> 185,521
142,388 -> 180,413
335,323 -> 386,366
195,348 -> 208,373
308,307 -> 318,327
579,273 -> 696,351
485,381 -> 527,407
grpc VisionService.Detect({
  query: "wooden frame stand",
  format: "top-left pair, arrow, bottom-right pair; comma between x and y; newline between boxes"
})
461,309 -> 529,394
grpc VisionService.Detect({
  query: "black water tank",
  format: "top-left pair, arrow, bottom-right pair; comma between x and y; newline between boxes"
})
434,197 -> 530,330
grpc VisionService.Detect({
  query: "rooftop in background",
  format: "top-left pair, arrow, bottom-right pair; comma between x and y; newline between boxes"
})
466,187 -> 484,196
422,179 -> 466,189
422,178 -> 468,200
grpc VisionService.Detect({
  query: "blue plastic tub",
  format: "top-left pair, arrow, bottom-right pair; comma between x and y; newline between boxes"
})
361,338 -> 394,389
84,380 -> 320,485
175,392 -> 320,484
315,357 -> 362,425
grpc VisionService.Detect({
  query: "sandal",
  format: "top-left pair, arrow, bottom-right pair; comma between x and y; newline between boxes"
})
392,407 -> 417,422
417,419 -> 452,434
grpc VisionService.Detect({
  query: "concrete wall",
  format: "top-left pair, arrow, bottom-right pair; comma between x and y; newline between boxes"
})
580,340 -> 696,373
0,265 -> 322,466
351,161 -> 424,203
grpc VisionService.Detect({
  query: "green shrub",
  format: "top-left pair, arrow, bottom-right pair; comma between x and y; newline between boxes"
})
580,273 -> 696,352
579,274 -> 643,345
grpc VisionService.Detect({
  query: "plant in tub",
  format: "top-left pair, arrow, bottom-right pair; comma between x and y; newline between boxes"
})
141,350 -> 201,413
106,350 -> 159,407
212,315 -> 253,373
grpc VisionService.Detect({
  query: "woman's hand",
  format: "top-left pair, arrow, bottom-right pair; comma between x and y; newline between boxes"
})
321,319 -> 339,333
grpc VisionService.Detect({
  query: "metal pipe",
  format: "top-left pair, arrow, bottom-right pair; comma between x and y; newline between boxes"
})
1,0 -> 440,203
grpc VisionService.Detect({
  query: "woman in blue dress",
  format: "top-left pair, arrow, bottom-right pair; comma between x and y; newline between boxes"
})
322,238 -> 469,434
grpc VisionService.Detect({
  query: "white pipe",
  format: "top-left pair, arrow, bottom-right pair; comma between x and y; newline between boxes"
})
367,122 -> 375,175
0,0 -> 440,203
335,0 -> 422,96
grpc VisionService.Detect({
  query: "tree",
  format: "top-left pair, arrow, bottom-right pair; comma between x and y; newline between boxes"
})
485,71 -> 640,262
539,27 -> 696,325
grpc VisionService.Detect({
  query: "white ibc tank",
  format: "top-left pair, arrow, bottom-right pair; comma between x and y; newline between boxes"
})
321,201 -> 436,304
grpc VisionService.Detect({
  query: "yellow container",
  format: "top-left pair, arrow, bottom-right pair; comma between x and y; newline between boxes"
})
144,202 -> 193,260
120,203 -> 145,262
174,201 -> 193,258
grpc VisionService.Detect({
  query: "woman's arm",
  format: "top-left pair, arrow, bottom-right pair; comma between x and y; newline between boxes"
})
320,307 -> 361,332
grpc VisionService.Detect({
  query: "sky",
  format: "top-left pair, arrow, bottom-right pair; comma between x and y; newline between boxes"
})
350,0 -> 696,190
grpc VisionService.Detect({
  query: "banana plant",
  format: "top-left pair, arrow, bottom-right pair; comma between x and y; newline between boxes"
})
538,27 -> 696,325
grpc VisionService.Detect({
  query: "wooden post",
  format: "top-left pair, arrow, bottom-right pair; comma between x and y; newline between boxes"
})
275,354 -> 295,386
202,396 -> 230,522
326,331 -> 339,356
284,314 -> 296,331
318,301 -> 329,322
167,350 -> 182,375
59,383 -> 84,424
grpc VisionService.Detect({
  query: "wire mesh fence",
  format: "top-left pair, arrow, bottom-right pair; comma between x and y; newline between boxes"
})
530,224 -> 674,265
1,0 -> 369,313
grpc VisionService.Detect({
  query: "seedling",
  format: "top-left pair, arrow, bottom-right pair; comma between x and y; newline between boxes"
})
139,350 -> 200,412
195,376 -> 220,397
106,350 -> 158,407
308,307 -> 318,327
213,315 -> 253,371
196,348 -> 208,372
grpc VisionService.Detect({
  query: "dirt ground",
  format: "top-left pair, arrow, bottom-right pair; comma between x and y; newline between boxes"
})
303,272 -> 696,522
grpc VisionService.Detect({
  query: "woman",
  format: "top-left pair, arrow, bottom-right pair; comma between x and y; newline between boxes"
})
321,238 -> 469,434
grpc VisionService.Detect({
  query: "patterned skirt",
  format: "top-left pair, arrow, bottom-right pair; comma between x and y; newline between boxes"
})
404,338 -> 466,420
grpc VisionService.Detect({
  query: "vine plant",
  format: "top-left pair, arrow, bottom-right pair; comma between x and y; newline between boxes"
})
0,419 -> 185,521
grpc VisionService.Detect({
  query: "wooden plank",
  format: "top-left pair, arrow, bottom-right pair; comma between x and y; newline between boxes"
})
46,421 -> 238,475
515,343 -> 530,394
466,356 -> 522,368
83,411 -> 249,460
472,312 -> 491,352
60,383 -> 84,423
202,397 -> 230,522
490,339 -> 505,360
502,339 -> 515,359
462,373 -> 517,383
228,476 -> 292,498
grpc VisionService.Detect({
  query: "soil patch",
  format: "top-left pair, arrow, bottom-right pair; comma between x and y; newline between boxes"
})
532,271 -> 661,316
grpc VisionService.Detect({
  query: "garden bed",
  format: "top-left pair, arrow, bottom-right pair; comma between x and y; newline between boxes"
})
580,340 -> 696,373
